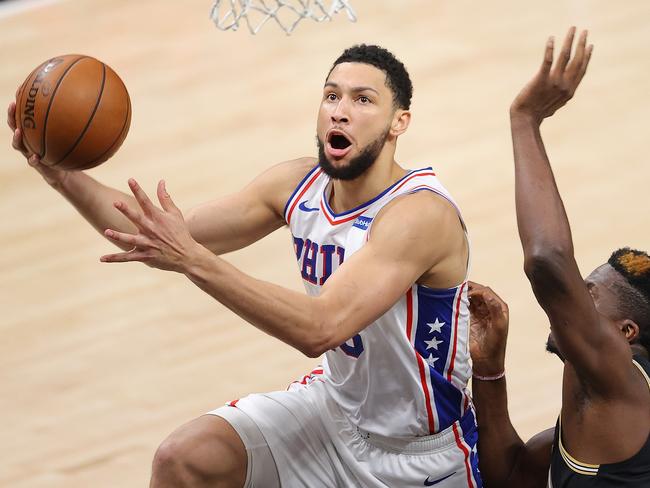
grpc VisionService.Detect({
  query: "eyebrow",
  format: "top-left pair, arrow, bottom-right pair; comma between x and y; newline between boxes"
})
323,82 -> 380,95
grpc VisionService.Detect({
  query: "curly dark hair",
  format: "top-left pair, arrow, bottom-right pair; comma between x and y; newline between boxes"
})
328,44 -> 413,110
608,247 -> 650,352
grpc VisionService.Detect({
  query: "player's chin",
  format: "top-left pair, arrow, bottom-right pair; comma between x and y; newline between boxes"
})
545,334 -> 565,362
321,150 -> 352,169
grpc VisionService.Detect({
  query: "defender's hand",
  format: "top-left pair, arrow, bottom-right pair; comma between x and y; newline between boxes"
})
510,26 -> 593,124
468,281 -> 509,376
8,98 -> 68,187
101,179 -> 203,273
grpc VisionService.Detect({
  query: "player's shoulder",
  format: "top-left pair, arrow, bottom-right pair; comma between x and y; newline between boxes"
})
369,190 -> 465,259
267,157 -> 318,182
252,157 -> 318,215
376,189 -> 460,230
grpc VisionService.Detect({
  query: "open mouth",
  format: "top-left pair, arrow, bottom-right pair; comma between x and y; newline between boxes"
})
326,131 -> 353,158
329,133 -> 352,150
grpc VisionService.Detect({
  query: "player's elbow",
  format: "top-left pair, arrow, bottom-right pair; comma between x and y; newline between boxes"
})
300,340 -> 329,359
299,315 -> 338,358
523,246 -> 573,287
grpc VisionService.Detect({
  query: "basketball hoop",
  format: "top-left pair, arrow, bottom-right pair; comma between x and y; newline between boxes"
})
210,0 -> 357,35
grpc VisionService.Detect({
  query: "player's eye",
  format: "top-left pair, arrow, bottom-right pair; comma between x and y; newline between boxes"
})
326,93 -> 338,101
357,96 -> 370,104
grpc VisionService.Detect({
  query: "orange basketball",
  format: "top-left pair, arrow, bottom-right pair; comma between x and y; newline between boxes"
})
15,55 -> 131,171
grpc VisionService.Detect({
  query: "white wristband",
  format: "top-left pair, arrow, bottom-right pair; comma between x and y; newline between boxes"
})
473,370 -> 506,381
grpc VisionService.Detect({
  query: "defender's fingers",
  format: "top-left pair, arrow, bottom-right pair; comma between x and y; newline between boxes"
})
567,30 -> 588,75
113,200 -> 147,229
468,280 -> 488,291
157,180 -> 182,216
128,178 -> 157,215
484,293 -> 508,317
539,36 -> 554,76
554,26 -> 576,74
468,287 -> 486,299
576,44 -> 594,85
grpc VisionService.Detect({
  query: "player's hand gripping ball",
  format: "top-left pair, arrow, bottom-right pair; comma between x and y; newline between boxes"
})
15,54 -> 131,170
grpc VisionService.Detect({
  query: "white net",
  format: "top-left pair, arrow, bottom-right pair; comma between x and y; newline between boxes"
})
210,0 -> 357,35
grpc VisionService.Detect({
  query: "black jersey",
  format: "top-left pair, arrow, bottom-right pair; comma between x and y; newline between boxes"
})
549,355 -> 650,487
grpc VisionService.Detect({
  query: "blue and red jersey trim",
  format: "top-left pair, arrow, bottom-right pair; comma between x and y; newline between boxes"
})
284,165 -> 323,225
320,167 -> 436,225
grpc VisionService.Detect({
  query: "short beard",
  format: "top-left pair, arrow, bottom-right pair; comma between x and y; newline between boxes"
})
545,339 -> 565,362
317,129 -> 389,181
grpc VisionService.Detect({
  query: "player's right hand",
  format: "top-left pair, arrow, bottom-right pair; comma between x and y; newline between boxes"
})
468,281 -> 509,377
8,98 -> 68,187
510,26 -> 593,124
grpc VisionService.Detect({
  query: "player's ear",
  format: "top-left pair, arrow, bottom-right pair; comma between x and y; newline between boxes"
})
620,319 -> 640,343
390,109 -> 410,137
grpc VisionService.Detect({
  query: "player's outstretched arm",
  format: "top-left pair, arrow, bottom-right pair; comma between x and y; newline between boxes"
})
9,96 -> 313,253
100,188 -> 465,357
510,28 -> 634,392
469,282 -> 552,488
8,98 -> 147,250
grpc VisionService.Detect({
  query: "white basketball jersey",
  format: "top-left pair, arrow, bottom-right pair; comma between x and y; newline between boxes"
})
284,165 -> 472,438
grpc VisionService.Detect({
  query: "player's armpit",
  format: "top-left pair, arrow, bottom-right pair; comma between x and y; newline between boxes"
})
186,157 -> 316,254
505,428 -> 554,488
312,192 -> 466,354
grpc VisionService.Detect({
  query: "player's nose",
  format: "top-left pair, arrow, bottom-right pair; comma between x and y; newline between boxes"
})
331,99 -> 350,124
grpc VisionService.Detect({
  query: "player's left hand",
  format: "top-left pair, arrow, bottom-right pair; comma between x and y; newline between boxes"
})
468,281 -> 509,377
100,179 -> 202,272
510,26 -> 593,124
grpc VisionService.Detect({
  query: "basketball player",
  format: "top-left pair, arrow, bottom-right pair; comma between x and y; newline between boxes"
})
8,45 -> 481,487
468,28 -> 650,487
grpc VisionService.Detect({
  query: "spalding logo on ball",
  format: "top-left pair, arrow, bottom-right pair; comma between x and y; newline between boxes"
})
16,54 -> 131,171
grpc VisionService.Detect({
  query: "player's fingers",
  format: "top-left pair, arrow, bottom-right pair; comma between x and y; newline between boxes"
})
539,36 -> 554,76
100,250 -> 152,263
113,200 -> 148,230
104,229 -> 152,249
128,178 -> 157,216
553,26 -> 576,74
575,44 -> 594,86
27,153 -> 44,167
468,281 -> 489,295
13,129 -> 30,157
485,293 -> 508,318
157,180 -> 182,216
567,29 -> 588,74
7,102 -> 17,131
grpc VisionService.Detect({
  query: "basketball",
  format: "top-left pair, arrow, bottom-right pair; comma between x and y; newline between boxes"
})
15,54 -> 131,171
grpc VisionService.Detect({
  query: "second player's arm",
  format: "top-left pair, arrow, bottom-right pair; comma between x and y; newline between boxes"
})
510,29 -> 635,394
469,282 -> 552,488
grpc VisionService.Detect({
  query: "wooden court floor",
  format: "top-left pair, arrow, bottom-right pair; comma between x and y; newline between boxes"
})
1,1 -> 649,486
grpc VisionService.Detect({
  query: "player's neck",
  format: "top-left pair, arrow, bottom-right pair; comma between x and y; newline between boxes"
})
329,157 -> 406,213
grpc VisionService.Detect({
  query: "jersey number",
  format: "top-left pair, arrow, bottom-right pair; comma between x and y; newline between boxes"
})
339,334 -> 364,358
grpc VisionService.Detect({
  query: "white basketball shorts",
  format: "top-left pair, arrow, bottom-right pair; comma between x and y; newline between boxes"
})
208,380 -> 482,487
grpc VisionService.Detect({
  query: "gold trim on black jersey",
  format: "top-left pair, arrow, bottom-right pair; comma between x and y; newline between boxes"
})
633,359 -> 650,390
558,417 -> 600,476
556,359 -> 649,478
